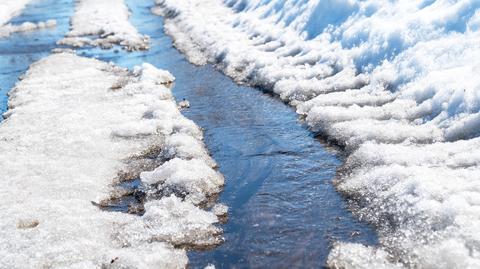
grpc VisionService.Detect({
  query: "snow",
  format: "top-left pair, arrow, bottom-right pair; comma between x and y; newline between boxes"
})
58,0 -> 149,50
0,52 -> 224,268
327,243 -> 404,269
154,0 -> 480,267
141,158 -> 224,205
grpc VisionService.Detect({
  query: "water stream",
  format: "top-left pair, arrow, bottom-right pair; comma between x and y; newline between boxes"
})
0,0 -> 378,268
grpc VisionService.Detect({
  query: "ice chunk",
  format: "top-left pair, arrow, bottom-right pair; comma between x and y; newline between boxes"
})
118,196 -> 223,248
328,243 -> 404,269
163,133 -> 218,167
134,63 -> 175,84
212,203 -> 229,217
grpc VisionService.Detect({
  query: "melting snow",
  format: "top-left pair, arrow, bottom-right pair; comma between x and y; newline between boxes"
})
0,52 -> 224,268
153,0 -> 480,267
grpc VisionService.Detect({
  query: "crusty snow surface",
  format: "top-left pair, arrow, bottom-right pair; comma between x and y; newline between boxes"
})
0,52 -> 224,268
154,0 -> 480,268
58,0 -> 149,50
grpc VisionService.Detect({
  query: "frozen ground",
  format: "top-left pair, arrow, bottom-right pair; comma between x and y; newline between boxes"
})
0,52 -> 225,268
154,0 -> 480,268
58,0 -> 149,50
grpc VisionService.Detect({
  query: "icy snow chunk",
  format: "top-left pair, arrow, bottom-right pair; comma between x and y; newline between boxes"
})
134,63 -> 175,84
178,98 -> 191,109
58,0 -> 149,50
119,196 -> 223,248
141,158 -> 224,204
212,203 -> 229,217
163,133 -> 217,167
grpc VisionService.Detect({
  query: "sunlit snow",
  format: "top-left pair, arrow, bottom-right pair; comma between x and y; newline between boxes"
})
154,0 -> 480,267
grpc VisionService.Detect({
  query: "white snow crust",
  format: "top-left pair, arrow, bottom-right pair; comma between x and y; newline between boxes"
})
58,0 -> 149,50
0,53 -> 224,268
154,0 -> 480,268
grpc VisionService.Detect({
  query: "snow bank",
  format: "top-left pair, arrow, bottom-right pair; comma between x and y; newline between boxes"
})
0,52 -> 224,268
58,0 -> 149,50
154,0 -> 480,267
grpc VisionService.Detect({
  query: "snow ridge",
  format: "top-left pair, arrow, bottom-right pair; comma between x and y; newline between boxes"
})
153,0 -> 480,268
0,52 -> 224,268
58,0 -> 149,50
